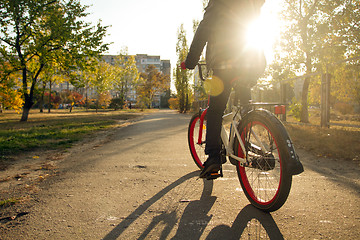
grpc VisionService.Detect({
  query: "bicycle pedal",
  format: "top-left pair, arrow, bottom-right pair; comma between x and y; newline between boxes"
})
205,168 -> 223,180
206,172 -> 220,180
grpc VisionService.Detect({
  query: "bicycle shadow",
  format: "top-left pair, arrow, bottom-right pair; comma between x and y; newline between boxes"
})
102,171 -> 215,240
136,175 -> 216,240
171,175 -> 216,239
102,171 -> 283,240
205,204 -> 284,240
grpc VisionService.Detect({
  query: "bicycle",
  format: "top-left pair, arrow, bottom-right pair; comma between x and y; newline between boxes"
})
188,63 -> 304,212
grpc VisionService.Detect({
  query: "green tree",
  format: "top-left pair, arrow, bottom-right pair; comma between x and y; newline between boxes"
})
38,63 -> 67,113
113,52 -> 139,108
324,0 -> 360,107
0,0 -> 109,121
91,60 -> 114,112
271,0 -> 349,122
70,58 -> 98,109
175,24 -> 192,113
137,65 -> 169,109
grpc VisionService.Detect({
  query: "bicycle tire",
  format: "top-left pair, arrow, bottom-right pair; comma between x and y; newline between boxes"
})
234,110 -> 292,212
188,112 -> 207,169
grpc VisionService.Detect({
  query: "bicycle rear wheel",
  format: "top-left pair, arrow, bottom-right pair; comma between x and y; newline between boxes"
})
188,112 -> 206,169
234,110 -> 292,212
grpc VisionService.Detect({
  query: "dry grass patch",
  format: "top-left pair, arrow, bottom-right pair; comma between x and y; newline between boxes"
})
286,123 -> 360,163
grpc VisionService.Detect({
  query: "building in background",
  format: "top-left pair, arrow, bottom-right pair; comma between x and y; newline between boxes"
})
134,54 -> 171,76
53,54 -> 171,108
133,54 -> 171,107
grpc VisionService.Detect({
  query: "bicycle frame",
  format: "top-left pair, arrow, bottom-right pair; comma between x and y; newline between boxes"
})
195,63 -> 271,167
197,91 -> 249,167
189,63 -> 303,211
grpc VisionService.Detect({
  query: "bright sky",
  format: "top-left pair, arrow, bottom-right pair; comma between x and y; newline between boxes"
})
80,0 -> 281,74
80,0 -> 203,68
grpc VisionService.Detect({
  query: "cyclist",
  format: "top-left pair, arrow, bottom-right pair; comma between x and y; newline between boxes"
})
181,0 -> 266,178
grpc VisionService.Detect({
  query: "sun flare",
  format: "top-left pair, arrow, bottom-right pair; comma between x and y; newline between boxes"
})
245,2 -> 281,62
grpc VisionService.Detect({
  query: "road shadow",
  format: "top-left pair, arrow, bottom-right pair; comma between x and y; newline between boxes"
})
170,175 -> 216,239
103,170 -> 283,240
206,204 -> 283,240
103,171 -> 215,240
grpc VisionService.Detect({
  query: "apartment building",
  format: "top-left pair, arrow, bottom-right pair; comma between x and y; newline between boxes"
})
135,54 -> 171,76
53,54 -> 171,108
133,54 -> 171,107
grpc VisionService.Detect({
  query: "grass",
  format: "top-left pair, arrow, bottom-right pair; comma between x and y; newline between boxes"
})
0,108 -> 144,158
286,122 -> 360,163
284,108 -> 360,163
0,198 -> 18,208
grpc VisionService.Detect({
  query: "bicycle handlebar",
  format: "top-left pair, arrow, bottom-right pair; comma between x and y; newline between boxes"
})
197,63 -> 207,82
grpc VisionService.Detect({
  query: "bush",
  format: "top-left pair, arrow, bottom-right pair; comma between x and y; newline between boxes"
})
109,98 -> 124,110
289,98 -> 302,121
168,98 -> 179,110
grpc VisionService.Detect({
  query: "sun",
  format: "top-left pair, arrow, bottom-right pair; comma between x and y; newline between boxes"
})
245,1 -> 281,62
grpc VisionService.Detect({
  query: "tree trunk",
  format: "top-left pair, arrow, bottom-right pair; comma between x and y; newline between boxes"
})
85,85 -> 89,111
299,47 -> 312,123
40,82 -> 46,113
48,80 -> 52,113
20,95 -> 33,121
300,77 -> 310,123
20,68 -> 33,122
20,107 -> 30,121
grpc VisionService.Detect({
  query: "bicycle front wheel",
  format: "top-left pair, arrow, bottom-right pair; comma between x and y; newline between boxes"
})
188,112 -> 206,169
234,110 -> 292,212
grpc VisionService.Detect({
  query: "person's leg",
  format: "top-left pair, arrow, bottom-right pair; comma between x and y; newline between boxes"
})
235,85 -> 252,115
200,69 -> 232,178
237,86 -> 251,105
204,81 -> 231,157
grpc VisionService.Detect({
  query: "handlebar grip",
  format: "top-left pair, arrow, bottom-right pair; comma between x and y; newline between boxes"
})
197,63 -> 206,81
180,62 -> 186,70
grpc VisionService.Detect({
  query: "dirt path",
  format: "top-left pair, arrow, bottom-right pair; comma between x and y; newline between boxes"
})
1,110 -> 359,239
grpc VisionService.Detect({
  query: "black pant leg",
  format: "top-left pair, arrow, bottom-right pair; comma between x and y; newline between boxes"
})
204,70 -> 232,156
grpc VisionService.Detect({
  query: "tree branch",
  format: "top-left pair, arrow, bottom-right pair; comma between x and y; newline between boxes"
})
0,37 -> 15,47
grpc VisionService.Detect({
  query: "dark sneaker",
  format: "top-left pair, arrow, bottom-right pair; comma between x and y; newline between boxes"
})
200,156 -> 221,178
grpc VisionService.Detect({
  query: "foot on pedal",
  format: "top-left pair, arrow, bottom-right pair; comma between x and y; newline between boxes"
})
206,171 -> 223,180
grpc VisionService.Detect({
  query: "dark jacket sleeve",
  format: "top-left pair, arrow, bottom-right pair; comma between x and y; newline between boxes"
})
184,1 -> 216,69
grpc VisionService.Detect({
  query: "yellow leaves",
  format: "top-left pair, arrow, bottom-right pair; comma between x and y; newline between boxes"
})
38,174 -> 49,181
168,98 -> 179,110
0,84 -> 24,113
11,92 -> 24,114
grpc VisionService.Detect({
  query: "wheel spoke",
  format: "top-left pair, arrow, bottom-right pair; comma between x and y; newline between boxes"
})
240,120 -> 282,204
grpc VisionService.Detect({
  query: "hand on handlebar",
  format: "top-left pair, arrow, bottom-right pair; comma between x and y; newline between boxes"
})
180,61 -> 187,70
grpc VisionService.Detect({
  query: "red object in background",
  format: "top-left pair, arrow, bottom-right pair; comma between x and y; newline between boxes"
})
180,61 -> 186,70
274,105 -> 286,115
